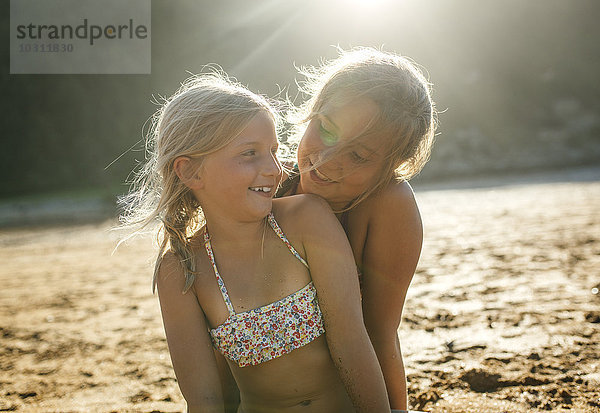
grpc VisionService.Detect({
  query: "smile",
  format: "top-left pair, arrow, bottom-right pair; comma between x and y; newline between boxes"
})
313,167 -> 335,182
249,186 -> 273,195
306,159 -> 339,185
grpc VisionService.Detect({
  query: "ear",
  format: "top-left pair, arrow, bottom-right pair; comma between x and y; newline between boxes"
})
173,156 -> 204,190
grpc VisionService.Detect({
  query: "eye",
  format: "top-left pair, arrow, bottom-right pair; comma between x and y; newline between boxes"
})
318,123 -> 338,146
350,151 -> 368,164
242,149 -> 256,156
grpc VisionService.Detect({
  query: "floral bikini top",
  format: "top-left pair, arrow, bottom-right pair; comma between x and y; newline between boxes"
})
204,213 -> 325,368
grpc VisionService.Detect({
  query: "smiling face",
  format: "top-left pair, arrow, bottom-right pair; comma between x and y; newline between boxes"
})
196,111 -> 282,222
296,97 -> 389,210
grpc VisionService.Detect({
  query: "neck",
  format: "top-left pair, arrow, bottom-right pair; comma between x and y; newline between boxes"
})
295,179 -> 305,195
203,212 -> 268,251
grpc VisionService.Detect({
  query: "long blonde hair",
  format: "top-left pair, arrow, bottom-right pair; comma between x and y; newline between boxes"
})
290,47 -> 437,211
119,72 -> 277,293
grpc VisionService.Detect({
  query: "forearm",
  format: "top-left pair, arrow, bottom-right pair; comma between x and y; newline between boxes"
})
171,352 -> 226,412
213,349 -> 240,413
329,332 -> 391,413
187,401 -> 225,413
374,336 -> 407,409
177,376 -> 225,413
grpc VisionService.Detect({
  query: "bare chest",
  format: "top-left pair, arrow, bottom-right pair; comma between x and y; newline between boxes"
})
193,237 -> 311,329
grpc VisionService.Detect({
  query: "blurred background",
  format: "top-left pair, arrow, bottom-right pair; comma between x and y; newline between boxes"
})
2,3 -> 600,410
1,0 -> 599,212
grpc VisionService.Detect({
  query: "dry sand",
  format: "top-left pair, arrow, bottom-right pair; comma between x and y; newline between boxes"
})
1,167 -> 599,412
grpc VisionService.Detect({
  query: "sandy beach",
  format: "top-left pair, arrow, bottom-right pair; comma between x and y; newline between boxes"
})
1,167 -> 599,412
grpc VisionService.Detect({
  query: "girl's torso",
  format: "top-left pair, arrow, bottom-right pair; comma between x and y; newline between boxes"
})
192,198 -> 354,412
232,335 -> 353,413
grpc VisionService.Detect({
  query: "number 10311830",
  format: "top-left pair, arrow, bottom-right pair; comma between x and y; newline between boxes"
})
19,43 -> 74,52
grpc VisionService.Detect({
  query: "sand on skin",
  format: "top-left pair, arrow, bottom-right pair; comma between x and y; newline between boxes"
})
1,168 -> 599,412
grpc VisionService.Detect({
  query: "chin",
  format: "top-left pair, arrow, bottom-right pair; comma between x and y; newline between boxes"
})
250,202 -> 273,219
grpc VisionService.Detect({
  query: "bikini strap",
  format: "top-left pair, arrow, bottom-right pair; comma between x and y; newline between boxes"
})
267,212 -> 309,268
203,230 -> 236,316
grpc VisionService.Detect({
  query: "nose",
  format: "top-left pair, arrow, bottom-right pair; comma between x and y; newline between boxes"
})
319,131 -> 339,147
304,121 -> 343,170
263,151 -> 283,178
306,123 -> 329,150
312,148 -> 343,173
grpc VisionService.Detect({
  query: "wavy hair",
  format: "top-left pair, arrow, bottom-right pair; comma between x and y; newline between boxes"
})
118,71 -> 277,293
289,47 -> 437,211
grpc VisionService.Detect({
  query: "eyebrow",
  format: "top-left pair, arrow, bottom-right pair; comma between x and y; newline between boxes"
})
235,141 -> 260,147
320,114 -> 382,154
234,140 -> 278,148
352,142 -> 379,156
322,115 -> 375,148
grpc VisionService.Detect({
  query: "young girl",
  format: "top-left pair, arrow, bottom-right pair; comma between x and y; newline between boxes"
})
119,73 -> 390,413
276,47 -> 437,410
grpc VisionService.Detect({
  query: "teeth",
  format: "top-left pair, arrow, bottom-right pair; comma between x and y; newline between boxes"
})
249,186 -> 271,192
314,168 -> 333,182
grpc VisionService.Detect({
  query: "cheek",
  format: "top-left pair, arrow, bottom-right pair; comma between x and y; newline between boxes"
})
299,123 -> 323,156
345,165 -> 381,188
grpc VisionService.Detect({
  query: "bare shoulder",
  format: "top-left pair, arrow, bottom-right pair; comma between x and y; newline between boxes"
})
271,195 -> 342,253
360,180 -> 420,220
272,194 -> 334,226
155,249 -> 188,293
354,180 -> 423,263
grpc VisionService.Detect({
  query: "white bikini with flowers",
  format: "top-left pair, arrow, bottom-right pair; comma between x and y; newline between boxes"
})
204,213 -> 325,368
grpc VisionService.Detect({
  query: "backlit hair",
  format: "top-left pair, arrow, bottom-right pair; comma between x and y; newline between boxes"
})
290,47 -> 437,211
119,71 -> 277,293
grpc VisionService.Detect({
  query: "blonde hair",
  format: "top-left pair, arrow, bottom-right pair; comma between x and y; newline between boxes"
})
290,47 -> 437,211
119,72 -> 277,293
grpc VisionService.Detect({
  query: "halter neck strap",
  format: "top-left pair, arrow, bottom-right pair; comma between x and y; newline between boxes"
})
203,212 -> 309,316
203,231 -> 236,315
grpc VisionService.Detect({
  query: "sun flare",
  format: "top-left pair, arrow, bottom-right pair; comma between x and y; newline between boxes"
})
348,0 -> 389,8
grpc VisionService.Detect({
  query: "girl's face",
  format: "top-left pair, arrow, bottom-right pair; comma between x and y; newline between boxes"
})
297,97 -> 388,210
197,111 -> 282,221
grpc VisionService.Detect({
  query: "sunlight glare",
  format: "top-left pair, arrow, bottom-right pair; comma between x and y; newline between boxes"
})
348,0 -> 390,9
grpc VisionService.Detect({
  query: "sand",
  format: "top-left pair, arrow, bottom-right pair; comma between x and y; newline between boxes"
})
1,167 -> 599,412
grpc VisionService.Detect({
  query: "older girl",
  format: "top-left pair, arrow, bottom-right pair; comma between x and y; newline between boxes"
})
120,72 -> 390,413
277,47 -> 437,410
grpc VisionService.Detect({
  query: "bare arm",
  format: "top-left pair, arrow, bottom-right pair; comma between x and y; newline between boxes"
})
156,252 -> 225,413
213,348 -> 239,413
360,182 -> 423,410
298,195 -> 390,413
